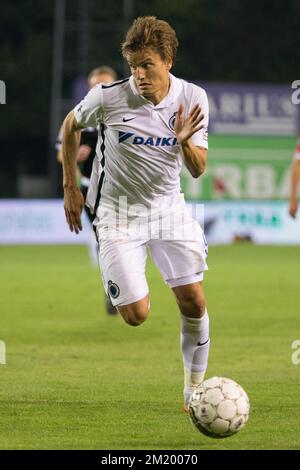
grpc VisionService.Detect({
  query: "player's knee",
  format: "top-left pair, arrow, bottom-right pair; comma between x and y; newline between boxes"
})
123,312 -> 148,327
118,303 -> 149,327
184,300 -> 206,317
177,290 -> 206,317
125,314 -> 147,327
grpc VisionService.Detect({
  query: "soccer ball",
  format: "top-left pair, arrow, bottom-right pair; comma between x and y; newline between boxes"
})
189,377 -> 250,438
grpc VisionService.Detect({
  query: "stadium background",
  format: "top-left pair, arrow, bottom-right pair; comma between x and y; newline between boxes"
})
1,0 -> 300,450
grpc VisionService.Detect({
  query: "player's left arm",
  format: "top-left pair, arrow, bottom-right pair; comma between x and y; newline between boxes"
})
175,104 -> 207,178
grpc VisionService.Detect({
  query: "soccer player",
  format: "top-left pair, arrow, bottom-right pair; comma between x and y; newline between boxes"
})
61,16 -> 210,411
57,66 -> 118,315
289,136 -> 300,218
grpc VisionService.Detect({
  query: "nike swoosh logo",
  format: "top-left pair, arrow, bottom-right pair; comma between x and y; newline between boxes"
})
123,117 -> 136,122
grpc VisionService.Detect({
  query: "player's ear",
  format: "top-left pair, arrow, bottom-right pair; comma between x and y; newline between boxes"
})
166,59 -> 172,71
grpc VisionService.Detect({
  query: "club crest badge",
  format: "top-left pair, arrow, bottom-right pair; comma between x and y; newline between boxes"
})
168,112 -> 178,131
108,280 -> 120,299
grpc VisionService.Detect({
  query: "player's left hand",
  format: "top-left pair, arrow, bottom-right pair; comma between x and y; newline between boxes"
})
175,104 -> 204,145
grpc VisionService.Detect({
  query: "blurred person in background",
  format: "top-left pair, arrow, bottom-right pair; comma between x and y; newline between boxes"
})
289,135 -> 300,218
56,65 -> 118,315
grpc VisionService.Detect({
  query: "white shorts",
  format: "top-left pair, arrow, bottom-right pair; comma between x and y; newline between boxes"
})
96,213 -> 208,307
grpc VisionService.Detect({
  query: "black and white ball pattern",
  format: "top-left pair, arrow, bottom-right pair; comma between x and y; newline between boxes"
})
189,377 -> 250,438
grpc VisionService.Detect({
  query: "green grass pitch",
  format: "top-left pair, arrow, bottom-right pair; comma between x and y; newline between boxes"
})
0,244 -> 299,450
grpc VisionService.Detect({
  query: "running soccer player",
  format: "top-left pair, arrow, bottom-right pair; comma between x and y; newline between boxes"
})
61,16 -> 210,411
289,136 -> 300,218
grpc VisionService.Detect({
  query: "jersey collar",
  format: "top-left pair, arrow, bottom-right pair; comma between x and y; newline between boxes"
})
129,73 -> 183,109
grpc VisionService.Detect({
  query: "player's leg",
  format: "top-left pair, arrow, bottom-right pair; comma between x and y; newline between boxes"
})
149,219 -> 209,410
98,234 -> 150,326
117,294 -> 149,326
172,280 -> 210,411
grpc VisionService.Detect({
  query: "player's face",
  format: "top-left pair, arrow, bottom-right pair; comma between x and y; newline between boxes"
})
88,73 -> 115,89
127,48 -> 172,105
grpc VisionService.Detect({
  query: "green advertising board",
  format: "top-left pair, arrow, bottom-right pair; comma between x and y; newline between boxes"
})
181,135 -> 296,200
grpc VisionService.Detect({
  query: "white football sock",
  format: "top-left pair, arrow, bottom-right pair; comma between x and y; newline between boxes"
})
180,311 -> 210,406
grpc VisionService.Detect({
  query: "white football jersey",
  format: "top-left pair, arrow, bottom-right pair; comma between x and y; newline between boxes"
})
73,74 -> 209,216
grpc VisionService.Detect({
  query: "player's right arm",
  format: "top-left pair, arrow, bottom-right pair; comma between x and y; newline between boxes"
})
289,137 -> 300,218
289,160 -> 300,218
61,110 -> 85,233
62,83 -> 104,232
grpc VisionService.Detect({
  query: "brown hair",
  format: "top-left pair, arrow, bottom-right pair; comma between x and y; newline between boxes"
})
121,16 -> 179,63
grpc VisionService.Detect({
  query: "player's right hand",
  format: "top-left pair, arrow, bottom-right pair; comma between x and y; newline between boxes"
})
289,199 -> 298,218
63,186 -> 84,233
